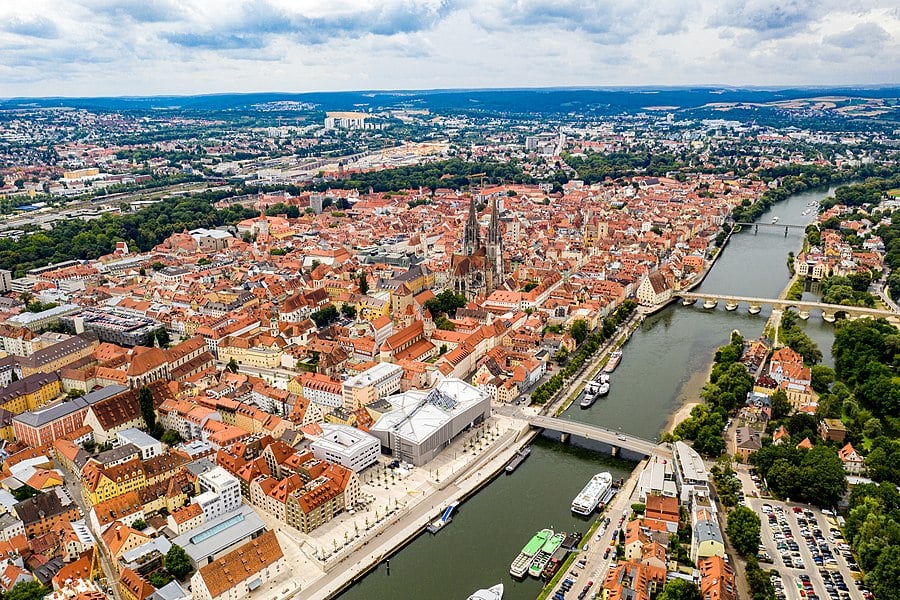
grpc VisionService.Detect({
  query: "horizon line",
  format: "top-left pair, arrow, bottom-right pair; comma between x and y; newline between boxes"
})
2,83 -> 899,102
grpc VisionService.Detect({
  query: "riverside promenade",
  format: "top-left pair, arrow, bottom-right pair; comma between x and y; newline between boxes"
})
286,415 -> 536,600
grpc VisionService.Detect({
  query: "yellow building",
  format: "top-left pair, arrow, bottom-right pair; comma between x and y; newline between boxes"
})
357,296 -> 391,321
0,372 -> 62,414
82,458 -> 147,505
63,167 -> 100,180
217,334 -> 285,369
19,334 -> 99,377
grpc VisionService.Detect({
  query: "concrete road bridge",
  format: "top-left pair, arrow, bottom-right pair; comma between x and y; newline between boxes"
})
527,415 -> 672,460
734,222 -> 807,237
735,221 -> 807,230
676,291 -> 900,324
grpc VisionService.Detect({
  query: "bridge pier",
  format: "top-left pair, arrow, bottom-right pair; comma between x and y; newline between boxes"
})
822,311 -> 836,323
560,432 -> 570,444
785,226 -> 789,237
611,446 -> 619,458
754,224 -> 758,234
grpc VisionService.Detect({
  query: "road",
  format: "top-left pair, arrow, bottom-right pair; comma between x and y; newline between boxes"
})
538,310 -> 644,417
526,415 -> 668,458
57,460 -> 123,600
543,458 -> 645,599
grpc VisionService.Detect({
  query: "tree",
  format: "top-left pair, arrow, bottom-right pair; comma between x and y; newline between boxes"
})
769,388 -> 792,420
424,289 -> 467,318
132,518 -> 147,530
155,328 -> 170,347
656,579 -> 702,600
3,582 -> 49,600
341,304 -> 357,320
811,365 -> 835,394
138,386 -> 160,438
149,572 -> 173,588
310,305 -> 339,327
570,319 -> 588,345
554,347 -> 569,365
161,429 -> 183,446
864,417 -> 883,439
870,545 -> 900,600
694,424 -> 726,457
358,271 -> 369,295
165,544 -> 193,580
226,357 -> 239,373
10,485 -> 40,502
726,505 -> 761,557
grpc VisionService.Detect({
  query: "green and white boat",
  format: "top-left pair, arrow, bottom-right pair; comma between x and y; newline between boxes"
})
528,532 -> 566,577
510,528 -> 553,578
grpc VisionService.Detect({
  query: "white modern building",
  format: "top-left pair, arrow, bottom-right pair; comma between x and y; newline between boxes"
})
673,440 -> 710,504
309,424 -> 380,472
116,428 -> 163,460
342,362 -> 403,410
192,467 -> 241,520
369,378 -> 490,466
636,456 -> 678,502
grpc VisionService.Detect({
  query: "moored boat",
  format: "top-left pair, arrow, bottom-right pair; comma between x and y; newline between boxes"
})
510,529 -> 552,578
542,556 -> 563,581
572,472 -> 613,515
581,381 -> 601,408
505,446 -> 531,473
603,351 -> 623,373
529,532 -> 566,577
468,583 -> 504,600
597,381 -> 610,397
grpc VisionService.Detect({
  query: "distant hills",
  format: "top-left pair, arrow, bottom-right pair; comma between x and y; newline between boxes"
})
1,87 -> 898,116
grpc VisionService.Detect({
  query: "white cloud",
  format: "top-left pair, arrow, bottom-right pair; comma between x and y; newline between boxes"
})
0,0 -> 895,96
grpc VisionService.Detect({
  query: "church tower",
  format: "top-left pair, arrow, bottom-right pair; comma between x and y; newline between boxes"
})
463,196 -> 480,256
485,196 -> 503,290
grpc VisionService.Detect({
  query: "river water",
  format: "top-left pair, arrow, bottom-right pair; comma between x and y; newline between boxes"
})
337,183 -> 846,600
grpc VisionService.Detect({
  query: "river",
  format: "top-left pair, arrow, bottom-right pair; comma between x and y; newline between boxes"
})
337,183 -> 846,600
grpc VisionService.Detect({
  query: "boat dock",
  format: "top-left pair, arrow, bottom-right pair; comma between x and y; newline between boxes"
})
599,487 -> 617,507
426,501 -> 460,533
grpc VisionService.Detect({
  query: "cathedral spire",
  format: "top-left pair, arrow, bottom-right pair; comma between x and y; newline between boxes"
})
488,196 -> 501,246
463,196 -> 480,255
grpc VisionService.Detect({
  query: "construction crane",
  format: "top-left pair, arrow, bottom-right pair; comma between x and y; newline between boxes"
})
469,172 -> 486,190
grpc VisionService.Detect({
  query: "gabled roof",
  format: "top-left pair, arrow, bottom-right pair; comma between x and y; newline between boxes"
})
195,530 -> 283,599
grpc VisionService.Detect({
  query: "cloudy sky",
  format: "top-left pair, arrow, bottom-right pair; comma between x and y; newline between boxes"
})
0,0 -> 897,97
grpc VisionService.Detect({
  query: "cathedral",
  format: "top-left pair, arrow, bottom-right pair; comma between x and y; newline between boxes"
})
451,195 -> 503,299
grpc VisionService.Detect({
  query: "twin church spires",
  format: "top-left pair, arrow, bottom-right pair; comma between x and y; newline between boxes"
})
454,194 -> 503,299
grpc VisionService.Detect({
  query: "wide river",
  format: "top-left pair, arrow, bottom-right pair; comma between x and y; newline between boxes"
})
337,183 -> 846,600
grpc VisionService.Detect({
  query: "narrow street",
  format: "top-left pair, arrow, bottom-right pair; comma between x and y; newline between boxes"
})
58,460 -> 123,600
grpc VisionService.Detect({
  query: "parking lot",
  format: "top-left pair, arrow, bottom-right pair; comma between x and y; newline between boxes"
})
746,497 -> 872,600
